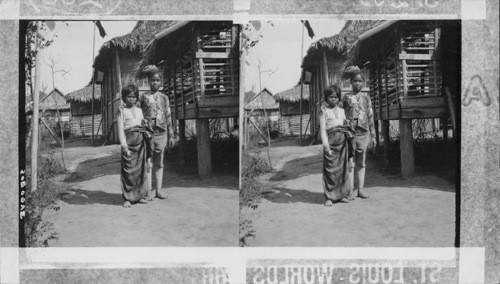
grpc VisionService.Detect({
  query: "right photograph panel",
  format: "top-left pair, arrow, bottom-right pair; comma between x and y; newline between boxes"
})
240,20 -> 460,247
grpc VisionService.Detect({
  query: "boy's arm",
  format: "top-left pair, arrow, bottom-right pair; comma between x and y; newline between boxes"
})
366,94 -> 375,139
164,94 -> 175,139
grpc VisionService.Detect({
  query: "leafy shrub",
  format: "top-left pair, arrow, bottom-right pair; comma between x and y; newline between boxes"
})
24,150 -> 66,247
239,149 -> 273,246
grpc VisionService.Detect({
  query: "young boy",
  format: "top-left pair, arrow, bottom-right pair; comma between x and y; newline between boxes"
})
342,66 -> 376,199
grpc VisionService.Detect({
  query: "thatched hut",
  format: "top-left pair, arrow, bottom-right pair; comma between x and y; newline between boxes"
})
65,84 -> 102,137
93,20 -> 178,143
274,85 -> 311,136
302,20 -> 385,138
343,20 -> 461,176
244,88 -> 279,119
136,21 -> 240,176
39,88 -> 71,136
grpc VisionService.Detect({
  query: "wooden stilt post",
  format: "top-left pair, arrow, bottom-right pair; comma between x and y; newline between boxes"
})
179,119 -> 186,168
196,119 -> 212,176
374,119 -> 380,153
399,118 -> 414,177
382,120 -> 390,166
443,118 -> 449,141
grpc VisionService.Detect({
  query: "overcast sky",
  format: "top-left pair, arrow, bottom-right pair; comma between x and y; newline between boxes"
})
36,20 -> 346,97
244,19 -> 345,95
38,21 -> 136,95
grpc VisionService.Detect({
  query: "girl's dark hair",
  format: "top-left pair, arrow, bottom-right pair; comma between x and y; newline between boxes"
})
323,84 -> 342,101
121,84 -> 139,102
143,65 -> 161,80
343,65 -> 364,81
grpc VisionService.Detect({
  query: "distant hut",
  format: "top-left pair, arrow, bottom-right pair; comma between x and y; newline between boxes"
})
93,20 -> 178,143
343,20 -> 460,176
137,21 -> 240,176
274,84 -> 311,136
65,84 -> 102,138
244,88 -> 279,120
39,88 -> 71,137
302,20 -> 384,138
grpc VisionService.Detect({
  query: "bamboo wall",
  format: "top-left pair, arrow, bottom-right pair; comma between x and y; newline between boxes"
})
163,22 -> 239,120
368,21 -> 447,120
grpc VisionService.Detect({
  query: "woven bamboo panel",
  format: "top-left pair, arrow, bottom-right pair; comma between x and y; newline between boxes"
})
280,114 -> 311,136
70,114 -> 102,137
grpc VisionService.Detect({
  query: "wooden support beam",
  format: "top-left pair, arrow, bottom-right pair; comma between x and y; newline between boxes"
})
40,118 -> 62,147
374,119 -> 380,153
399,118 -> 414,177
179,119 -> 186,168
196,119 -> 212,176
382,120 -> 390,166
248,118 -> 268,145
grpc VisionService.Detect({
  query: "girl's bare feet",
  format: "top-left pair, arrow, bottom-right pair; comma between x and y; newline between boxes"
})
137,198 -> 148,204
340,197 -> 350,203
324,200 -> 333,207
123,201 -> 131,208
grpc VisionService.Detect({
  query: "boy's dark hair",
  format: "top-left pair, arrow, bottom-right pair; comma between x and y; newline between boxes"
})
323,84 -> 342,101
343,65 -> 364,81
121,84 -> 139,102
144,65 -> 161,80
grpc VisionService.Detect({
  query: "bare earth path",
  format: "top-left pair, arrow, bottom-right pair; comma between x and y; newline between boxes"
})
46,141 -> 238,247
247,139 -> 456,247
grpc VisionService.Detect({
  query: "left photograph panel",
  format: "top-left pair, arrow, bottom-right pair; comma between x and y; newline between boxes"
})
21,20 -> 240,247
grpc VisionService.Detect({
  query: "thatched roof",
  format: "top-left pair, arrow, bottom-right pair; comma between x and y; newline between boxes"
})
135,21 -> 193,78
65,84 -> 101,103
341,20 -> 458,77
274,85 -> 310,102
302,20 -> 385,68
244,91 -> 257,105
39,89 -> 70,110
244,88 -> 279,110
93,21 -> 178,71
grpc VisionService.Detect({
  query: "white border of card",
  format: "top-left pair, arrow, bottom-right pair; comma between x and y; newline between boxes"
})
1,0 -> 498,283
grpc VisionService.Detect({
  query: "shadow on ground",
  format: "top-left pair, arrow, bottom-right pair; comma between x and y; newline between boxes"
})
267,151 -> 456,196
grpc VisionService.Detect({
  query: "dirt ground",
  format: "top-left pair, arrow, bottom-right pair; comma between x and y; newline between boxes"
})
246,139 -> 456,247
44,140 -> 238,247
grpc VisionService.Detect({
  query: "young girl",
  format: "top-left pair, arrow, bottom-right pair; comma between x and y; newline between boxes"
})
341,66 -> 376,199
117,84 -> 154,208
320,84 -> 356,206
139,65 -> 175,200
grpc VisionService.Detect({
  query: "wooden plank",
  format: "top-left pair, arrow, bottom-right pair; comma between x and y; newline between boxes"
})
400,106 -> 448,119
183,105 -> 239,119
399,53 -> 437,60
400,97 -> 446,109
399,118 -> 414,177
195,52 -> 235,59
196,119 -> 212,176
197,96 -> 239,107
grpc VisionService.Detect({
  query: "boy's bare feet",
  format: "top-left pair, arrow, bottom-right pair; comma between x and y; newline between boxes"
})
156,189 -> 168,199
324,200 -> 333,206
137,198 -> 148,204
123,201 -> 131,208
357,189 -> 369,199
340,197 -> 350,203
